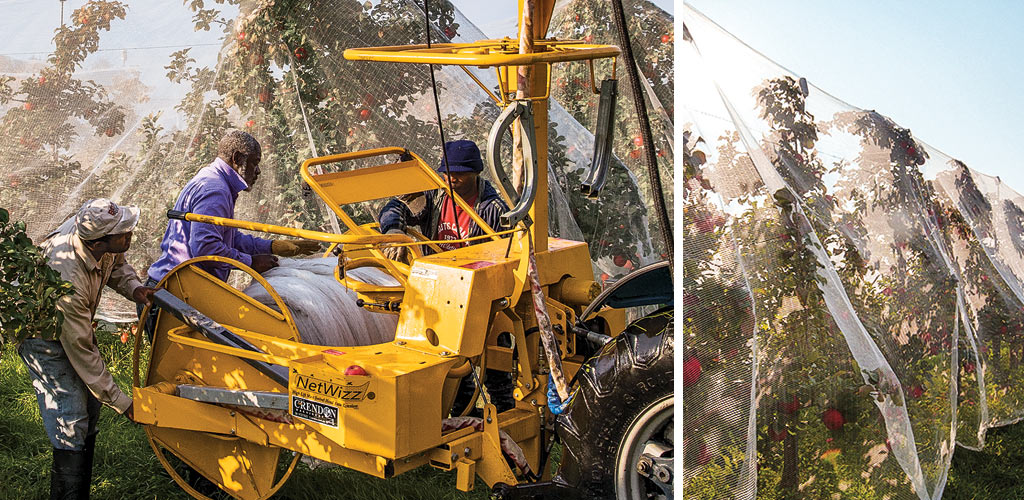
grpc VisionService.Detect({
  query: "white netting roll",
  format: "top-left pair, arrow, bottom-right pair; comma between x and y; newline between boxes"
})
242,257 -> 398,346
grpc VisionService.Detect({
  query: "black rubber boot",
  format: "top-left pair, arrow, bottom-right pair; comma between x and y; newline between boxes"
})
487,332 -> 516,414
51,447 -> 90,500
486,367 -> 516,414
450,334 -> 516,416
450,374 -> 481,418
81,434 -> 96,498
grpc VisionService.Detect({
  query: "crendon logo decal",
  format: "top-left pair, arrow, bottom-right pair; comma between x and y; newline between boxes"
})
291,396 -> 339,428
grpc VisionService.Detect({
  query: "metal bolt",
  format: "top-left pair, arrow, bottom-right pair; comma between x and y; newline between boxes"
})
498,298 -> 509,308
230,429 -> 236,435
636,460 -> 651,475
440,351 -> 450,356
530,399 -> 537,405
451,452 -> 459,462
230,411 -> 236,417
525,382 -> 531,389
396,340 -> 406,346
463,447 -> 471,456
653,465 -> 672,484
486,416 -> 492,423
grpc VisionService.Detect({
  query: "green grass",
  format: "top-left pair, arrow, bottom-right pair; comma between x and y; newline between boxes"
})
946,423 -> 1024,500
0,326 -> 494,500
15,326 -> 1024,500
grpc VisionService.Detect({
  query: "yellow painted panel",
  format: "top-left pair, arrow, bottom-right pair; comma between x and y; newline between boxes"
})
311,160 -> 439,206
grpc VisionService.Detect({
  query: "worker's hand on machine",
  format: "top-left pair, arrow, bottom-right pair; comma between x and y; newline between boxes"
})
132,286 -> 157,306
382,229 -> 410,263
250,254 -> 279,273
271,239 -> 322,257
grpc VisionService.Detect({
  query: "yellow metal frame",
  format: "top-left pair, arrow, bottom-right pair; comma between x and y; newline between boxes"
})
343,38 -> 620,66
134,1 -> 634,497
299,147 -> 498,240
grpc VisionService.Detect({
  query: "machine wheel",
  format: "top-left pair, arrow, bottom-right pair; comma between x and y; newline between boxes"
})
134,256 -> 304,500
556,307 -> 674,500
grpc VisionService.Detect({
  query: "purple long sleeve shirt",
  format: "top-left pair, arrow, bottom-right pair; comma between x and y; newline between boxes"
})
147,158 -> 272,282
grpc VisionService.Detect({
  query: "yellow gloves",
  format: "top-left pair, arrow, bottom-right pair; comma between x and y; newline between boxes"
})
271,239 -> 322,257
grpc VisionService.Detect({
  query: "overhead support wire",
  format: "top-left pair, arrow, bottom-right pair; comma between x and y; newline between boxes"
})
421,0 -> 464,243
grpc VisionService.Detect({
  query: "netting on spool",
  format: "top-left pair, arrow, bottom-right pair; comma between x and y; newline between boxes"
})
242,257 -> 398,346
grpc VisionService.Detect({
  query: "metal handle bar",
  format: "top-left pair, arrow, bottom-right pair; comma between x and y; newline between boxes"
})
167,210 -> 413,246
486,101 -> 538,228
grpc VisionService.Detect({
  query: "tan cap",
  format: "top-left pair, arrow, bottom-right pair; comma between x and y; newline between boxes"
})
75,199 -> 140,241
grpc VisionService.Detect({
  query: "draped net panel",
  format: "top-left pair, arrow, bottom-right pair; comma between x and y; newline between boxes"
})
0,0 -> 674,322
682,6 -> 1024,499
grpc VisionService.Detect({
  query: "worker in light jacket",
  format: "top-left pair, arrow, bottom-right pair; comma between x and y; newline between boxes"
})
19,199 -> 156,499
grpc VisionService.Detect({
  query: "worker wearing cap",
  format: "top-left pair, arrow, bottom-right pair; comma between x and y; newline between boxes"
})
378,139 -> 509,263
18,198 -> 156,499
143,130 -> 320,336
377,140 -> 514,414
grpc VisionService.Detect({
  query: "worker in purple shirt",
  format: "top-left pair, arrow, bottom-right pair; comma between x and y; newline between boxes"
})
141,130 -> 320,336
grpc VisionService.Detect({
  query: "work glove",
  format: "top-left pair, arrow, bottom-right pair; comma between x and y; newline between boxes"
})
271,239 -> 322,257
250,254 -> 279,273
382,228 -> 411,263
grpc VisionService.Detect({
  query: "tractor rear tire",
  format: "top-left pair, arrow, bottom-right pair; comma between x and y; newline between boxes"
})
556,306 -> 674,499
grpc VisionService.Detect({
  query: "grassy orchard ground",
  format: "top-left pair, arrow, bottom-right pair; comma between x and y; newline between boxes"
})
0,324 -> 497,500
5,327 -> 1021,499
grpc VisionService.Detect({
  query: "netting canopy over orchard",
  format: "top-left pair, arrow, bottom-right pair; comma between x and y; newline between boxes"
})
682,6 -> 1024,500
0,0 -> 674,321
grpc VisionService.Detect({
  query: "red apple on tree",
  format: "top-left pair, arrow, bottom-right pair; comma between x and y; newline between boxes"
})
697,442 -> 711,465
683,356 -> 702,387
613,254 -> 627,267
822,408 -> 845,431
294,47 -> 307,60
245,119 -> 255,128
778,395 -> 800,414
359,108 -> 371,120
632,136 -> 643,147
23,102 -> 34,111
104,128 -> 115,137
661,34 -> 672,43
695,214 -> 716,233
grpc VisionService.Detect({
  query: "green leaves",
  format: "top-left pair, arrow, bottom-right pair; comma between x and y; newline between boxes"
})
0,208 -> 74,346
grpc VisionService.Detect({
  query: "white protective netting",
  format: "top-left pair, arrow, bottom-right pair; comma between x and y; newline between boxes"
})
0,0 -> 674,322
682,6 -> 1024,499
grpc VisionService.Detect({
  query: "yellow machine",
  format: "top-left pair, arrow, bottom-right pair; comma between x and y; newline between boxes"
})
131,1 -> 673,499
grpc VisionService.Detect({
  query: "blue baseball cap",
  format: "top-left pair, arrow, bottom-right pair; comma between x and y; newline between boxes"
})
437,140 -> 484,173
